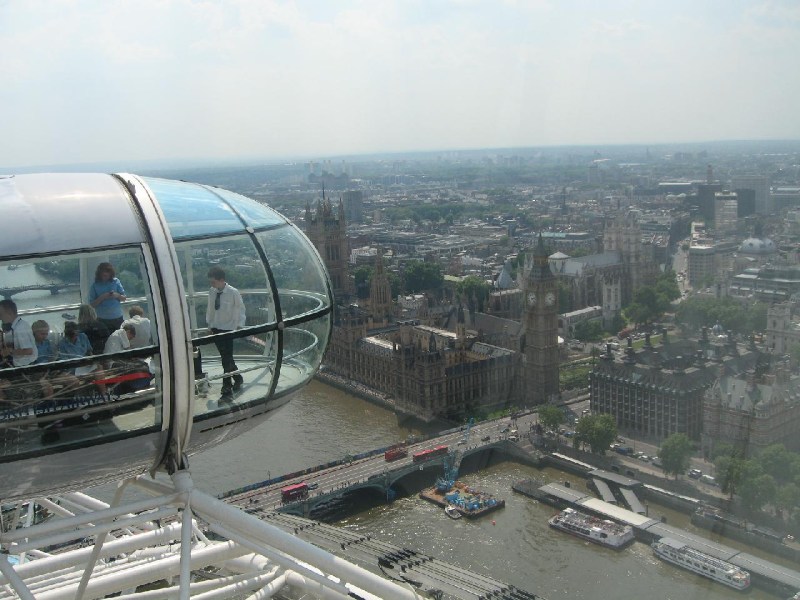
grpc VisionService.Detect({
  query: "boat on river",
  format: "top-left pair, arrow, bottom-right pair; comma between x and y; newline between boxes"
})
444,505 -> 462,519
652,537 -> 750,590
548,507 -> 634,549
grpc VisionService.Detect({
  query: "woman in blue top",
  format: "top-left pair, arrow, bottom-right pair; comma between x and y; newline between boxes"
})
89,262 -> 127,331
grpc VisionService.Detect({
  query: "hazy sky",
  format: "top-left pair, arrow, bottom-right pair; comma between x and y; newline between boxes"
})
2,0 -> 799,168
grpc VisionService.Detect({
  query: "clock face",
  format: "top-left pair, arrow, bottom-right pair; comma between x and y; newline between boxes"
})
545,292 -> 556,306
527,292 -> 536,307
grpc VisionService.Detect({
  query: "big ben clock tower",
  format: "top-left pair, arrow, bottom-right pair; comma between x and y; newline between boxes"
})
523,234 -> 560,405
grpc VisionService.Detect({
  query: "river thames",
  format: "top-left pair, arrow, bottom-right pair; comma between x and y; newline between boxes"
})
187,381 -> 783,600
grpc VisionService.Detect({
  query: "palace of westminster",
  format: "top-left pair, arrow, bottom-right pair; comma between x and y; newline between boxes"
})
302,177 -> 800,457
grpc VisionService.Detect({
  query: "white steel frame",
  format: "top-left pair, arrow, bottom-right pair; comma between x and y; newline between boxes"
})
0,470 -> 420,600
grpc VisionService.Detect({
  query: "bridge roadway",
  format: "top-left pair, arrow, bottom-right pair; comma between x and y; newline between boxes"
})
224,415 -> 538,516
222,416 -> 543,599
0,282 -> 79,300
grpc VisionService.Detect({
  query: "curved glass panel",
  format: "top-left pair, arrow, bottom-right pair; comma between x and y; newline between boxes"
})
175,234 -> 276,339
143,177 -> 243,239
177,234 -> 277,419
274,313 -> 331,396
0,249 -> 161,459
210,187 -> 287,229
257,225 -> 330,320
193,329 -> 278,416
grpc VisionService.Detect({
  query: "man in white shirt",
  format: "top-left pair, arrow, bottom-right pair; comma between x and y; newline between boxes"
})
205,267 -> 245,398
122,306 -> 152,348
0,299 -> 37,367
104,324 -> 136,354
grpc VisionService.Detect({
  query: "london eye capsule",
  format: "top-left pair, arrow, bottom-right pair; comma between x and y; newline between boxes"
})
0,173 -> 332,501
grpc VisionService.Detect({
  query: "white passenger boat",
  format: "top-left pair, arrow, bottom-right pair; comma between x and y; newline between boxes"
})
652,537 -> 750,590
444,505 -> 462,519
548,507 -> 634,548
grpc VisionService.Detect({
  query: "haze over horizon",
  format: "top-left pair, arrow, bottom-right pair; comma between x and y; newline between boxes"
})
2,0 -> 799,170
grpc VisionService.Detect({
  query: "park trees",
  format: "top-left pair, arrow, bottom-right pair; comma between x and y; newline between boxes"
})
457,275 -> 491,315
675,296 -> 767,336
403,261 -> 443,294
714,453 -> 745,500
574,413 -> 617,455
538,405 -> 564,434
573,319 -> 605,342
658,433 -> 693,479
624,271 -> 681,326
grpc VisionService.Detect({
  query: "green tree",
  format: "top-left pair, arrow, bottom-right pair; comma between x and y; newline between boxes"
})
538,405 -> 564,434
403,261 -> 443,294
790,343 -> 800,367
658,434 -> 693,480
757,444 -> 794,485
776,483 -> 800,520
715,454 -> 745,500
675,296 -> 767,336
573,319 -> 604,342
353,265 -> 374,299
557,279 -> 573,313
574,413 -> 617,455
457,275 -> 491,315
739,470 -> 776,512
710,442 -> 735,461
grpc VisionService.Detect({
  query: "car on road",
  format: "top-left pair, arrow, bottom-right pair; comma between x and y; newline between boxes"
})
563,430 -> 575,438
481,435 -> 491,442
688,468 -> 703,479
307,482 -> 319,490
508,434 -> 519,442
700,474 -> 718,486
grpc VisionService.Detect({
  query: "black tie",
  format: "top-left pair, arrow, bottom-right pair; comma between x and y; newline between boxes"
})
215,290 -> 222,310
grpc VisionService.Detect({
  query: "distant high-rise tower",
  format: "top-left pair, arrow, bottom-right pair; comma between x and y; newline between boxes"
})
523,235 -> 560,405
714,191 -> 739,232
732,174 -> 770,215
342,190 -> 364,223
305,191 -> 352,304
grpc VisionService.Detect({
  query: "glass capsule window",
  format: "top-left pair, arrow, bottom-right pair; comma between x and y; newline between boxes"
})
144,177 -> 332,420
0,250 -> 162,459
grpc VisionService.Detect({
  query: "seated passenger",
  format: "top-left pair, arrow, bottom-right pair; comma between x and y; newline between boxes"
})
101,324 -> 152,395
58,321 -> 92,365
122,306 -> 152,348
78,304 -> 110,355
58,322 -> 105,396
0,300 -> 38,404
31,320 -> 80,398
0,299 -> 37,368
104,324 -> 135,354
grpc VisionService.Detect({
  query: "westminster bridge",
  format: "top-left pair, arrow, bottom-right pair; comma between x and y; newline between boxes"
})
222,414 -> 542,519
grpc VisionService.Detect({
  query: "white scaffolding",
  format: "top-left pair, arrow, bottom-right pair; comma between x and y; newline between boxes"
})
0,470 -> 420,600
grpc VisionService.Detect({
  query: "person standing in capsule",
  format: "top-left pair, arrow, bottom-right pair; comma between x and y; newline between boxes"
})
89,262 -> 127,332
206,267 -> 245,399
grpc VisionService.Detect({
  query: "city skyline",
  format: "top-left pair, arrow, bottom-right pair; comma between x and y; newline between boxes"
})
2,0 -> 800,169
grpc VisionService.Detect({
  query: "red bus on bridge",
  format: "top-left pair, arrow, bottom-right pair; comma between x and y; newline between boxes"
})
384,445 -> 408,462
412,445 -> 448,463
280,483 -> 309,502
